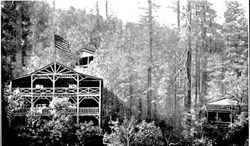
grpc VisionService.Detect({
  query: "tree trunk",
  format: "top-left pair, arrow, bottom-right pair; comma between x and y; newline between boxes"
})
147,0 -> 153,121
173,0 -> 180,125
128,33 -> 134,117
174,0 -> 180,114
220,50 -> 225,97
177,0 -> 180,30
96,0 -> 100,28
138,98 -> 142,121
194,4 -> 200,118
105,0 -> 108,19
185,0 -> 192,123
200,2 -> 207,105
129,73 -> 133,116
15,2 -> 23,77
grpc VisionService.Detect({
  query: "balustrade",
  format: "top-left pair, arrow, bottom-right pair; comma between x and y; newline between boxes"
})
13,87 -> 100,95
14,107 -> 99,116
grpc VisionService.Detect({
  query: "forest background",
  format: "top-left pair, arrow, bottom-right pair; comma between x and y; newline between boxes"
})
1,0 -> 249,145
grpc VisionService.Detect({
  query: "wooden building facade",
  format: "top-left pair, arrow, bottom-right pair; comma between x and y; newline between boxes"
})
205,98 -> 247,127
11,62 -> 103,127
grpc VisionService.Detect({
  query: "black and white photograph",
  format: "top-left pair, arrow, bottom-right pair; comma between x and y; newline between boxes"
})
1,0 -> 249,145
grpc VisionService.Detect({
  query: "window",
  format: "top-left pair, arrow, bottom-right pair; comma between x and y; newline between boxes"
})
89,56 -> 94,63
208,112 -> 217,123
79,57 -> 88,65
79,56 -> 94,66
218,113 -> 231,123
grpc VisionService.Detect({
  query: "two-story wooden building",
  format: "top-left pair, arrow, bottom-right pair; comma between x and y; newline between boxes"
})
11,62 -> 102,127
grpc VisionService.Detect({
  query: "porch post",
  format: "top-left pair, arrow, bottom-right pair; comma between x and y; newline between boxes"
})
77,75 -> 79,124
98,80 -> 102,127
52,75 -> 55,98
31,75 -> 34,108
10,81 -> 12,91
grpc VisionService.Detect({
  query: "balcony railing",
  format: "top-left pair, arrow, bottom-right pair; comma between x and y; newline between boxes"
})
13,87 -> 100,96
79,107 -> 99,115
14,108 -> 30,116
14,107 -> 99,116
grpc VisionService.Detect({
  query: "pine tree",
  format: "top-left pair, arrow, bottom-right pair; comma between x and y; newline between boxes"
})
222,1 -> 248,104
185,0 -> 192,118
147,0 -> 153,121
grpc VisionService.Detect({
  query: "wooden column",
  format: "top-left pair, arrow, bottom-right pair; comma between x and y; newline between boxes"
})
230,106 -> 233,123
10,81 -> 12,91
98,80 -> 102,127
77,75 -> 79,124
53,62 -> 56,98
31,75 -> 34,108
216,112 -> 219,124
53,74 -> 55,98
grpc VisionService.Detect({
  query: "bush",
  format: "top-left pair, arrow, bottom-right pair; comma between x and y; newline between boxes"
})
103,117 -> 164,146
165,111 -> 213,146
225,112 -> 248,145
15,97 -> 103,146
74,121 -> 103,146
17,120 -> 103,146
3,85 -> 25,126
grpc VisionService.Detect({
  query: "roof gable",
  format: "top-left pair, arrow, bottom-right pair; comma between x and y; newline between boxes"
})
75,45 -> 96,55
208,98 -> 238,106
12,62 -> 102,81
34,62 -> 76,75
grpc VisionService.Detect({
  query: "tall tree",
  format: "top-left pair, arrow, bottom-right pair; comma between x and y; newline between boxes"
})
173,0 -> 180,117
1,2 -> 35,145
222,1 -> 248,104
124,23 -> 136,117
1,1 -> 33,79
194,2 -> 200,116
105,0 -> 108,19
190,0 -> 219,105
147,0 -> 153,121
185,0 -> 192,120
200,1 -> 207,105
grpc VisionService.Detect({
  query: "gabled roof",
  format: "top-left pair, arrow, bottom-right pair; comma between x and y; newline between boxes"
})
75,45 -> 96,55
208,98 -> 238,106
12,62 -> 102,81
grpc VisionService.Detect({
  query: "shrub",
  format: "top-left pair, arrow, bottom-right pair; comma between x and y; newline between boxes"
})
3,85 -> 25,126
103,117 -> 163,146
170,111 -> 213,146
225,112 -> 248,145
74,121 -> 103,146
15,96 -> 103,146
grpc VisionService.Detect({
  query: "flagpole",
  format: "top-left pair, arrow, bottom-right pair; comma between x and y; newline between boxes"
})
53,0 -> 56,63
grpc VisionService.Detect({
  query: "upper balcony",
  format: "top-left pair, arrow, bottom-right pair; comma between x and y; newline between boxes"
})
13,87 -> 100,97
11,62 -> 103,97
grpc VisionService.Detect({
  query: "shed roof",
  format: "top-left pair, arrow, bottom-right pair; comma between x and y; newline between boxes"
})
208,98 -> 238,106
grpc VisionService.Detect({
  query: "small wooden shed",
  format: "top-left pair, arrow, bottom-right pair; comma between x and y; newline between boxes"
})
205,98 -> 247,127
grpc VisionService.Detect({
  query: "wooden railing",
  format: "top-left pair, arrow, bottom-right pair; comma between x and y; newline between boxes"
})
79,107 -> 99,115
14,108 -> 30,116
14,107 -> 99,116
13,87 -> 100,95
79,87 -> 99,94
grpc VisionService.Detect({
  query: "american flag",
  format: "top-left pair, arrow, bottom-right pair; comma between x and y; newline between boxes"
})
54,34 -> 70,53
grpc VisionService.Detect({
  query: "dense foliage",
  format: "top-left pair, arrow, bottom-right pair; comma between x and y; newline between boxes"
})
15,97 -> 103,146
1,0 -> 248,145
103,117 -> 164,146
